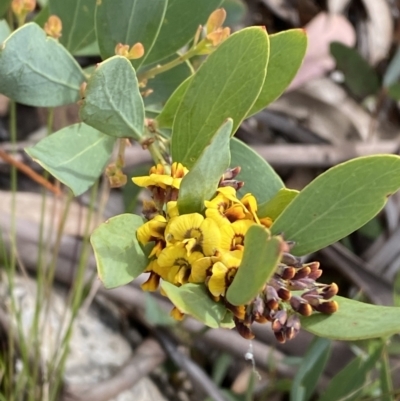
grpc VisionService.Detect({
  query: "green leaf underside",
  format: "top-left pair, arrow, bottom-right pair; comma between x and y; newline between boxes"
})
172,27 -> 269,168
80,56 -> 145,140
178,119 -> 232,214
301,296 -> 400,340
145,0 -> 223,65
230,137 -> 284,203
330,42 -> 380,99
271,155 -> 400,256
161,282 -> 232,329
0,23 -> 85,107
258,188 -> 299,219
0,19 -> 11,43
91,214 -> 148,288
226,226 -> 282,306
95,0 -> 167,69
247,29 -> 307,116
290,338 -> 331,401
25,123 -> 115,196
156,77 -> 191,129
144,59 -> 193,111
318,344 -> 383,401
49,0 -> 96,53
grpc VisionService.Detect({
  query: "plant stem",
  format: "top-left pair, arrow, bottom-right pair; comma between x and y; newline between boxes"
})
138,40 -> 207,81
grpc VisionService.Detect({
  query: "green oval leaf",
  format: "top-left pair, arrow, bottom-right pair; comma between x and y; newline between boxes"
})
161,282 -> 231,329
144,0 -> 222,65
230,137 -> 284,203
80,56 -> 145,140
155,76 -> 191,129
172,27 -> 269,168
258,188 -> 298,219
25,123 -> 116,196
49,0 -> 96,53
91,214 -> 148,288
271,155 -> 400,256
226,226 -> 283,306
95,0 -> 167,68
0,23 -> 85,106
178,119 -> 232,214
301,296 -> 400,340
247,29 -> 307,116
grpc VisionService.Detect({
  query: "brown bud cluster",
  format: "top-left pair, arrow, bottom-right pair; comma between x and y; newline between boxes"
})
229,249 -> 339,343
218,166 -> 244,191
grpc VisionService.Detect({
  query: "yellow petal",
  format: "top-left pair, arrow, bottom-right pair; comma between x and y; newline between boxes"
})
141,272 -> 160,291
208,261 -> 229,297
166,213 -> 204,243
136,215 -> 167,245
170,306 -> 185,321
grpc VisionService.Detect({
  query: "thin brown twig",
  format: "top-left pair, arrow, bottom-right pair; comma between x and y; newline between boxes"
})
0,148 -> 62,196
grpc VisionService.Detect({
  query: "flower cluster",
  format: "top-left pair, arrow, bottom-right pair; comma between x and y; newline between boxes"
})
133,162 -> 338,342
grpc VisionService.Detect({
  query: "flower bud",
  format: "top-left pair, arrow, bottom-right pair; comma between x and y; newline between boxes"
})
290,296 -> 313,316
206,8 -> 226,33
44,15 -> 62,39
321,283 -> 339,299
293,266 -> 311,280
12,0 -> 35,16
313,300 -> 338,314
277,287 -> 291,301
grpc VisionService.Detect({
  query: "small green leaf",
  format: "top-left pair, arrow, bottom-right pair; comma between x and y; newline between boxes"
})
230,137 -> 284,203
144,0 -> 222,65
161,282 -> 229,329
80,56 -> 145,140
143,59 -> 193,112
25,123 -> 116,196
248,29 -> 307,116
258,188 -> 298,219
318,344 -> 383,401
330,42 -> 380,99
271,155 -> 400,256
91,213 -> 148,288
0,23 -> 85,107
178,119 -> 232,214
226,227 -> 283,306
156,77 -> 191,129
301,296 -> 400,340
49,0 -> 96,53
172,27 -> 269,168
0,19 -> 10,43
290,338 -> 331,401
95,0 -> 167,68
